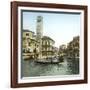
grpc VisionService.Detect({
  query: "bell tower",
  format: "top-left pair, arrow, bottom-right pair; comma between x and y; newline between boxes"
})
36,16 -> 43,59
36,16 -> 43,40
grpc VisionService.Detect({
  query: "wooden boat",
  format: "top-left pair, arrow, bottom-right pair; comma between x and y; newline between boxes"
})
35,57 -> 59,64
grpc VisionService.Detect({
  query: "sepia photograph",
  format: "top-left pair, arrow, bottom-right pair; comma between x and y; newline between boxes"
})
21,10 -> 80,77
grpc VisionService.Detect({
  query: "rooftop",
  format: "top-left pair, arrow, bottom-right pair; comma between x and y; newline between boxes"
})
23,29 -> 34,34
42,36 -> 55,43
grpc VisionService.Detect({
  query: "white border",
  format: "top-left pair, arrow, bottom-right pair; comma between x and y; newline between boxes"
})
18,6 -> 84,83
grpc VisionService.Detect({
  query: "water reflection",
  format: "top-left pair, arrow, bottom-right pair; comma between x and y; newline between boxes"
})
21,58 -> 79,77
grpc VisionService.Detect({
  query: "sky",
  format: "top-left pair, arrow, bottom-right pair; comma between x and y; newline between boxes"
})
22,11 -> 81,48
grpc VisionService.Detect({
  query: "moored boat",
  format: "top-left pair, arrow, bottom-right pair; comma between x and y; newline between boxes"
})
35,57 -> 60,64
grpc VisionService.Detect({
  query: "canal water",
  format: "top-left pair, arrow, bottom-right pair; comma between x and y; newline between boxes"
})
21,58 -> 79,77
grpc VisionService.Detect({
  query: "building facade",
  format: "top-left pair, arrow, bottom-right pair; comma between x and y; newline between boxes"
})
67,36 -> 79,58
59,44 -> 67,57
22,30 -> 39,55
42,36 -> 55,59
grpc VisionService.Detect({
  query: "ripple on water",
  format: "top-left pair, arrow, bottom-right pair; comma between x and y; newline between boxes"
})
21,59 -> 79,77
